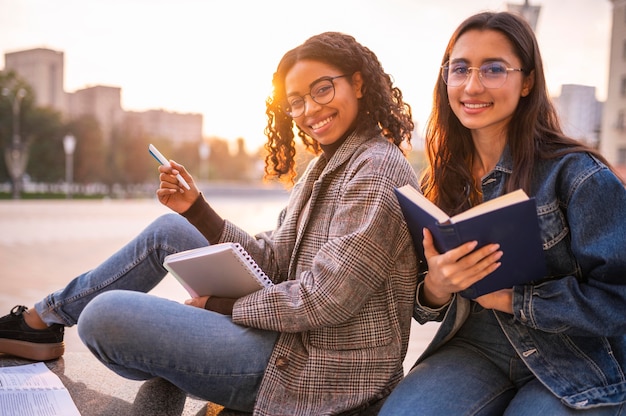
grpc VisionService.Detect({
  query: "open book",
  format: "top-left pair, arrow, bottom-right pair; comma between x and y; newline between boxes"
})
164,242 -> 274,298
395,185 -> 546,298
0,362 -> 80,416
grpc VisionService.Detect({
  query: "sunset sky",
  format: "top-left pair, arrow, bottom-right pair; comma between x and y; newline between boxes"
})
0,0 -> 614,151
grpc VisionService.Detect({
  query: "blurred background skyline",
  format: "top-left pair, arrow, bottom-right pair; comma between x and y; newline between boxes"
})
0,0 -> 613,152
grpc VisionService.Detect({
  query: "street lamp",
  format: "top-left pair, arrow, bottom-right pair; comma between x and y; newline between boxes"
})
2,87 -> 28,199
63,134 -> 76,199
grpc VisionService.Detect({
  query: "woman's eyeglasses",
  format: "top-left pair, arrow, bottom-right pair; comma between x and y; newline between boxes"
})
441,61 -> 524,89
282,75 -> 347,118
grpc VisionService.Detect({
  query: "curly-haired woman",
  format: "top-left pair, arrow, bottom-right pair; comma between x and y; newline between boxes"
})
0,32 -> 419,415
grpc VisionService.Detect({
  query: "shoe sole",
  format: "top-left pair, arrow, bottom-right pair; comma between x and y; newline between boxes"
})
0,339 -> 65,361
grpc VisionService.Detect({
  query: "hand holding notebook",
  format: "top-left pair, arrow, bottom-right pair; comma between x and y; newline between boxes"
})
163,242 -> 274,298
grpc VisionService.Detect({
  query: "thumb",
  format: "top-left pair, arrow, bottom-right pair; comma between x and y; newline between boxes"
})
184,297 -> 206,308
422,228 -> 440,259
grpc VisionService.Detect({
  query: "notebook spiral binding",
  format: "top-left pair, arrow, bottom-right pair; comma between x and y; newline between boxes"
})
233,243 -> 273,286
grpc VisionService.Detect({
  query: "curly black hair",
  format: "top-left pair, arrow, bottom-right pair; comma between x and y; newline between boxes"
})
264,32 -> 414,184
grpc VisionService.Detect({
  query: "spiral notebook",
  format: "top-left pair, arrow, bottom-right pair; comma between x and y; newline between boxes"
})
163,242 -> 273,298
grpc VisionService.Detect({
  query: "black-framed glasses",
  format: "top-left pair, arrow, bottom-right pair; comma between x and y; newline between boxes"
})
441,61 -> 524,89
282,75 -> 347,118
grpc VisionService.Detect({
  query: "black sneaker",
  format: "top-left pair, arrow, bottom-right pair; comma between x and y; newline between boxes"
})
0,305 -> 65,361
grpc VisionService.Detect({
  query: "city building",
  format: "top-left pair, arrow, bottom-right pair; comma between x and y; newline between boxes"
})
68,85 -> 124,143
600,0 -> 626,168
4,48 -> 66,114
507,0 -> 625,178
553,84 -> 603,148
2,47 -> 203,146
126,109 -> 203,145
507,0 -> 541,30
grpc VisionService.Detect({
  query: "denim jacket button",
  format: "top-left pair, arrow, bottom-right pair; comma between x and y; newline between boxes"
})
276,356 -> 290,370
519,309 -> 528,322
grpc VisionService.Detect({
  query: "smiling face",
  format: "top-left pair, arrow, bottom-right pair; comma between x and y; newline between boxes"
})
284,60 -> 363,146
447,29 -> 533,141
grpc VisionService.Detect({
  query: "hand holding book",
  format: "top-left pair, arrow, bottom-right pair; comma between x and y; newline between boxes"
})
420,226 -> 503,306
395,185 -> 546,298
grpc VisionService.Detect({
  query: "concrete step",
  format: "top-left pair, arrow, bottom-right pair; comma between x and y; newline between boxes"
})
0,352 -> 247,416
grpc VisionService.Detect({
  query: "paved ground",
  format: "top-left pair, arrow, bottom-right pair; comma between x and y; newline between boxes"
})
0,195 -> 439,415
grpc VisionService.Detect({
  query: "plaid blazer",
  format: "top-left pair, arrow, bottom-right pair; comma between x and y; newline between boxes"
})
224,131 -> 419,415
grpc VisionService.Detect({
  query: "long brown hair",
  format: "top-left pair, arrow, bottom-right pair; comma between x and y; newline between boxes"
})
422,11 -> 616,215
264,31 -> 414,184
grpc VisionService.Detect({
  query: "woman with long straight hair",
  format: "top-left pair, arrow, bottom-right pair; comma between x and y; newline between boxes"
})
381,11 -> 626,415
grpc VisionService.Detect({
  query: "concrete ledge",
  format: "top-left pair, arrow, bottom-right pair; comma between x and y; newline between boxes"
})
0,352 -> 248,416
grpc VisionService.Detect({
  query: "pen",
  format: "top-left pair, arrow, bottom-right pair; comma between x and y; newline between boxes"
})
148,144 -> 191,190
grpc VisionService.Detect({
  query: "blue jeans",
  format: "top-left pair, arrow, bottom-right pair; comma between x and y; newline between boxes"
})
379,304 -> 624,416
34,214 -> 278,412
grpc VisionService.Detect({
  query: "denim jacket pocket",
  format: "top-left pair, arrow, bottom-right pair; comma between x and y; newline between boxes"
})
533,334 -> 626,407
536,199 -> 579,279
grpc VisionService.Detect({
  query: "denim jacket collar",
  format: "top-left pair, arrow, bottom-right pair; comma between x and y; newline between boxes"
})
480,144 -> 513,201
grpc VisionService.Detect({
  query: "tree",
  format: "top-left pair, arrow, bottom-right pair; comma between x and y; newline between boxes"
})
25,107 -> 66,183
0,72 -> 37,194
111,118 -> 153,185
67,115 -> 106,184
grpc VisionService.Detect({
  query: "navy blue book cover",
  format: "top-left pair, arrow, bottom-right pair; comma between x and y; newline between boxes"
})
395,187 -> 546,298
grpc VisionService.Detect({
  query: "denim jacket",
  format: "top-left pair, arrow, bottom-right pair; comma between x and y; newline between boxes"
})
414,146 -> 626,408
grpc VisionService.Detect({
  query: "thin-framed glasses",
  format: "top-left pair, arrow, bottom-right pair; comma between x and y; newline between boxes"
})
441,61 -> 524,89
282,75 -> 347,118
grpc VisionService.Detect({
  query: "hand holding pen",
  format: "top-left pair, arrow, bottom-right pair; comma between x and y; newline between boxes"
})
150,144 -> 199,213
149,144 -> 191,190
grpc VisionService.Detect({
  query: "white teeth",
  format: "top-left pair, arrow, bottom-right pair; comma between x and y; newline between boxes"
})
311,116 -> 333,130
464,103 -> 490,109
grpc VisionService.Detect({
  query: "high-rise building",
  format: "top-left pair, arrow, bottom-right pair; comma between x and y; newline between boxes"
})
507,0 -> 541,31
2,47 -> 203,146
553,84 -> 603,148
4,48 -> 66,114
600,0 -> 626,167
126,109 -> 203,145
68,85 -> 125,144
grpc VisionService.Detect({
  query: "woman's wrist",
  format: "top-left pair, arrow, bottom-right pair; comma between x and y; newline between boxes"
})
420,280 -> 452,308
204,296 -> 236,315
